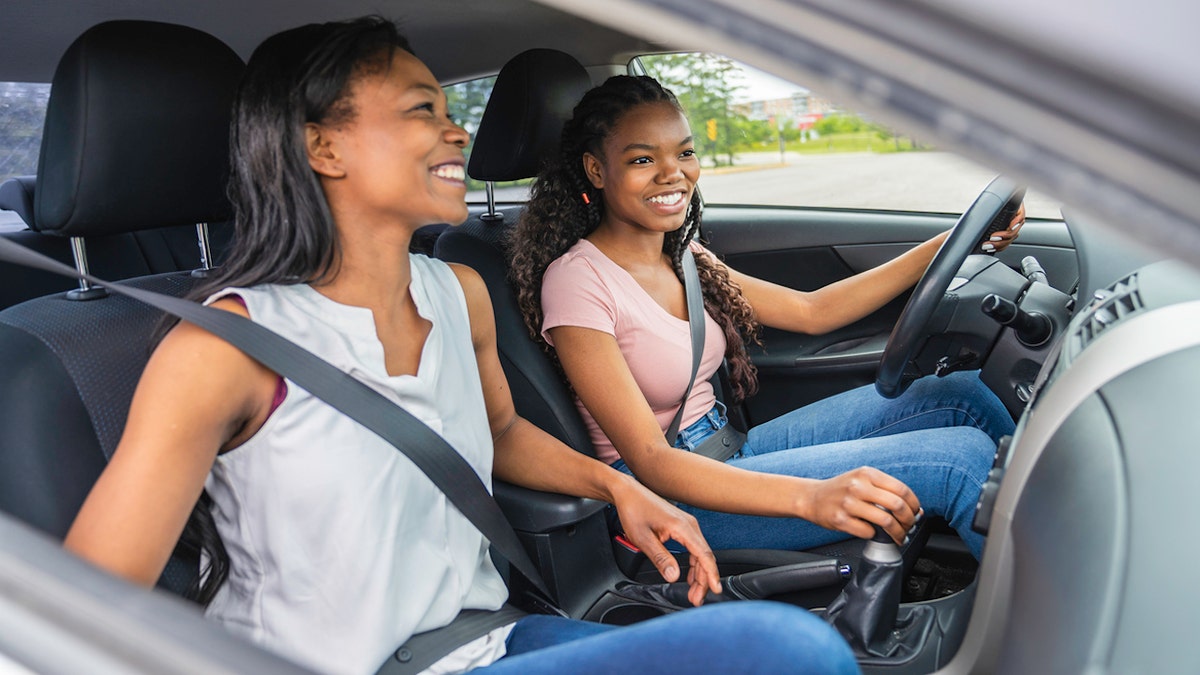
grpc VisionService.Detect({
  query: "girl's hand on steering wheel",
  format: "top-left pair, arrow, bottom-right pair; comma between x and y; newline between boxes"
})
799,467 -> 922,546
981,202 -> 1026,254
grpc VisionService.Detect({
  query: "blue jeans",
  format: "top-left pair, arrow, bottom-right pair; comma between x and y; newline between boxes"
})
613,372 -> 1012,559
474,602 -> 858,674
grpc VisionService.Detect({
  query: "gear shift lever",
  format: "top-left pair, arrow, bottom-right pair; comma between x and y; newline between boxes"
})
823,524 -> 903,655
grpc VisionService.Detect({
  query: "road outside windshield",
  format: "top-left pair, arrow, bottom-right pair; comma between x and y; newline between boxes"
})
480,151 -> 1060,217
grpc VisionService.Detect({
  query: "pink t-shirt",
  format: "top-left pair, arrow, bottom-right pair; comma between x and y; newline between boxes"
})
541,239 -> 726,465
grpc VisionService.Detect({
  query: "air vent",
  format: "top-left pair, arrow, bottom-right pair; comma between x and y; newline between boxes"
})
1070,273 -> 1143,357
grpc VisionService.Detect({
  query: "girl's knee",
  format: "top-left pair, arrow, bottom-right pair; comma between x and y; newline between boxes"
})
963,426 -> 997,458
905,427 -> 993,484
945,370 -> 990,394
907,370 -> 977,399
945,427 -> 995,479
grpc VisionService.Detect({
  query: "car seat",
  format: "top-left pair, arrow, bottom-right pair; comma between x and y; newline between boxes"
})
0,173 -> 234,309
0,176 -> 35,225
0,20 -> 244,593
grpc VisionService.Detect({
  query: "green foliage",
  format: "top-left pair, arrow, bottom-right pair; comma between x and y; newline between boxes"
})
797,113 -> 917,154
0,82 -> 50,182
635,55 -> 920,163
446,76 -> 495,137
638,53 -> 752,166
812,114 -> 870,136
787,133 -> 916,154
445,76 -> 498,191
734,118 -> 775,146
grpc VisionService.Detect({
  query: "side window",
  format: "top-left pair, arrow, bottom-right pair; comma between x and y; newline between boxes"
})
444,76 -> 533,203
632,53 -> 1059,219
0,81 -> 50,231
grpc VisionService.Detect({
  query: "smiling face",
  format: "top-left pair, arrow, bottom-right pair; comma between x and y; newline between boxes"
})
307,49 -> 470,232
583,101 -> 699,237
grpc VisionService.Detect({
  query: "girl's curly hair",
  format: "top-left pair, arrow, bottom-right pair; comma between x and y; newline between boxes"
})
508,75 -> 760,400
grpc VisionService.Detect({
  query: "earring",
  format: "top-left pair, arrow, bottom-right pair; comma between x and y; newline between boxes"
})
581,192 -> 591,205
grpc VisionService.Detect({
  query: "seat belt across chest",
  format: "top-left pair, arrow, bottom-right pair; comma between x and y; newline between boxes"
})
665,248 -> 705,443
0,236 -> 555,671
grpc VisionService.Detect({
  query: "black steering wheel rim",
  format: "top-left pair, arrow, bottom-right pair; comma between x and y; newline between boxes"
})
875,176 -> 1024,398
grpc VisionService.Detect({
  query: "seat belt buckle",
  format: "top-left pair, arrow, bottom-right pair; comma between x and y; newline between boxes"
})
614,533 -> 640,553
511,586 -> 568,618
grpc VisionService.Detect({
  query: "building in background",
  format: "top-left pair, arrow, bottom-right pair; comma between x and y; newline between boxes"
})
736,89 -> 840,133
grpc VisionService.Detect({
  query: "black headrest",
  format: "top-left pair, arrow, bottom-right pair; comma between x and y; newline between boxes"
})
0,176 -> 35,227
34,21 -> 244,237
467,49 -> 592,182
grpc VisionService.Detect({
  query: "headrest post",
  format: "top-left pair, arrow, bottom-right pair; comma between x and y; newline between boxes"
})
481,182 -> 504,225
191,222 -> 213,278
65,237 -> 107,301
485,182 -> 498,217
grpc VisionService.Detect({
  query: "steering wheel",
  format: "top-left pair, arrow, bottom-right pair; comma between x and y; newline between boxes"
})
875,176 -> 1025,398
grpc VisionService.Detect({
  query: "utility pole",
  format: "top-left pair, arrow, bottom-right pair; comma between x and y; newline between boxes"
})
778,116 -> 786,164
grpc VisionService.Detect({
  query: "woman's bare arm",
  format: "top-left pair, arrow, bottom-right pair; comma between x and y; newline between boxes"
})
64,299 -> 276,585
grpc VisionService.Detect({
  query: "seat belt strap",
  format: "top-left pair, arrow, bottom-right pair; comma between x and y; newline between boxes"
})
665,247 -> 705,443
378,604 -> 527,675
0,236 -> 553,601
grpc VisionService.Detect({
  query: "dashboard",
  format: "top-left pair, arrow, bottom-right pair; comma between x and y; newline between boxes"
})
949,218 -> 1200,673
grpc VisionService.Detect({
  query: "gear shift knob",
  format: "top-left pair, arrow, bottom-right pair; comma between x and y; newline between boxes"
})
864,525 -> 902,564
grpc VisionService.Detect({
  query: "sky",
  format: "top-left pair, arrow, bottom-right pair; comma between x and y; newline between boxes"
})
734,62 -> 809,103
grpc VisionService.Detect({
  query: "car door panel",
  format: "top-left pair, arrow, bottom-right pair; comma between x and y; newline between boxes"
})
701,205 -> 1076,427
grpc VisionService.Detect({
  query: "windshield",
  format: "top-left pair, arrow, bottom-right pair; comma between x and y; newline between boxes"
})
632,53 -> 1061,219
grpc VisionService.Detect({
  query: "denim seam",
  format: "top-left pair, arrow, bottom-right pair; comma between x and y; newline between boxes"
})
869,461 -> 989,513
858,406 -> 986,440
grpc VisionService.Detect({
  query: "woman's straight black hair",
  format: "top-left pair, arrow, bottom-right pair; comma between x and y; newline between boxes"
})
195,16 -> 414,297
176,15 -> 414,606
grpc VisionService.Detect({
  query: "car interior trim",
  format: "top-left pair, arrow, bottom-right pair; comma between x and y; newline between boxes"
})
0,515 -> 313,674
948,288 -> 1200,673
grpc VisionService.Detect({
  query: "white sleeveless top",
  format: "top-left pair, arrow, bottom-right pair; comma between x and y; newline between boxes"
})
202,255 -> 510,675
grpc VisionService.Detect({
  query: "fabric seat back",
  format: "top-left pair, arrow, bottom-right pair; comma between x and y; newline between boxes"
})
0,20 -> 244,593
